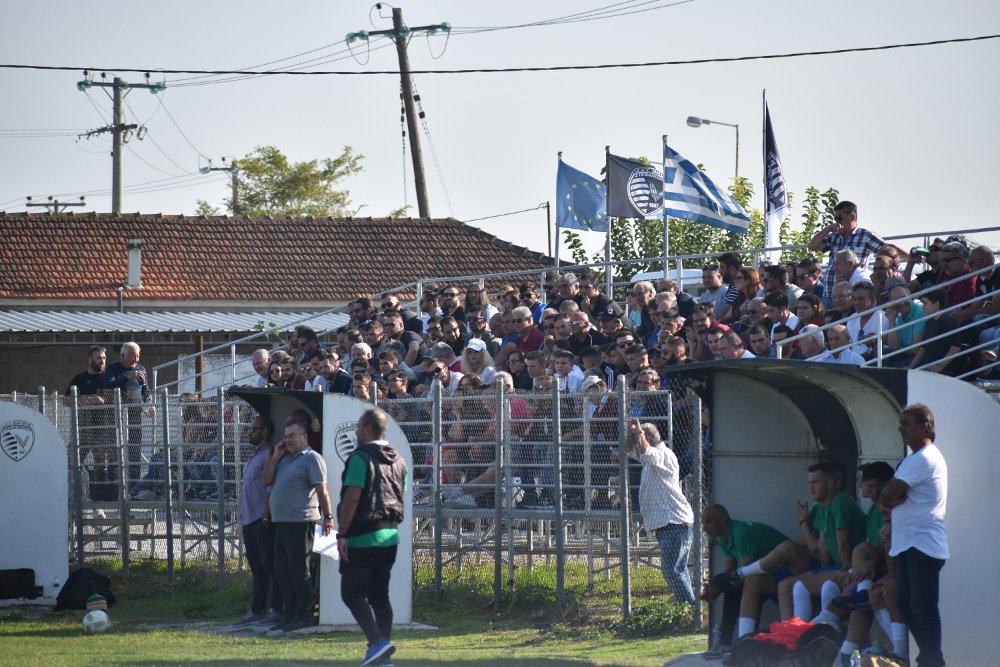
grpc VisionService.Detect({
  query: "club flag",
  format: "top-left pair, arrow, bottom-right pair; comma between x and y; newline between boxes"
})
662,144 -> 750,233
556,160 -> 608,232
764,103 -> 787,249
607,154 -> 663,219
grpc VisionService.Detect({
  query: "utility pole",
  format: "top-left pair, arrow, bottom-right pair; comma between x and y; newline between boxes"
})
348,7 -> 449,219
26,196 -> 86,214
77,73 -> 165,213
200,158 -> 240,214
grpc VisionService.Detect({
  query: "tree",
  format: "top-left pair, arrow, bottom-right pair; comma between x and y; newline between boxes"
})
206,145 -> 364,217
194,200 -> 219,216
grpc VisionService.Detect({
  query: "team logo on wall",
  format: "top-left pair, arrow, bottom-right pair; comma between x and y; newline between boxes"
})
627,166 -> 664,217
333,422 -> 359,462
0,420 -> 35,462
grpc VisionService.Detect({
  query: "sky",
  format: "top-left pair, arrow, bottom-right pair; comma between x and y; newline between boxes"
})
2,0 -> 999,260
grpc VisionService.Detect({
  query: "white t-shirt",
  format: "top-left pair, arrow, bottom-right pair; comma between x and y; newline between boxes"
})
846,310 -> 890,357
700,285 -> 730,319
889,443 -> 949,559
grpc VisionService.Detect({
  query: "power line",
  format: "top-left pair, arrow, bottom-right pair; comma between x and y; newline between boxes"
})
463,204 -> 547,224
3,33 -> 995,76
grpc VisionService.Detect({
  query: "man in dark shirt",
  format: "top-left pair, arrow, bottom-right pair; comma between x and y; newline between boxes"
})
104,342 -> 152,490
67,345 -> 115,500
910,289 -> 963,375
565,311 -> 609,360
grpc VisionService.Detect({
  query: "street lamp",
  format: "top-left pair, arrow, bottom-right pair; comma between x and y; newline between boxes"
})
686,116 -> 739,182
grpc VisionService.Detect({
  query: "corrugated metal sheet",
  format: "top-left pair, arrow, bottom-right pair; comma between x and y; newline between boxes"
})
0,310 -> 350,334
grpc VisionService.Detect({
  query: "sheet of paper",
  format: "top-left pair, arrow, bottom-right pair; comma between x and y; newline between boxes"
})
312,524 -> 339,558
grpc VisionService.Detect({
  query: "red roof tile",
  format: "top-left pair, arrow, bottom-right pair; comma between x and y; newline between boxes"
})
0,212 -> 555,303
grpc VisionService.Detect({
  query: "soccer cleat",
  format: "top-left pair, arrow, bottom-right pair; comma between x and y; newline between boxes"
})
710,569 -> 744,590
361,638 -> 395,666
832,589 -> 870,612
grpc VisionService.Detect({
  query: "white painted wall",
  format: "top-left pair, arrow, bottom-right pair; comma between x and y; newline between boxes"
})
0,401 -> 68,599
317,394 -> 413,625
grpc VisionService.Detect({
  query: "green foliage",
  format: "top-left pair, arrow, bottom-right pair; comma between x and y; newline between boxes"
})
251,320 -> 284,343
779,186 -> 840,263
562,229 -> 590,266
226,145 -> 364,217
609,596 -> 694,638
389,203 -> 413,218
193,199 -> 219,216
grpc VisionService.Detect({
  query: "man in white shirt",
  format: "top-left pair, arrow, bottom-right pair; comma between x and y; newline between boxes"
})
625,418 -> 695,604
813,325 -> 866,365
700,263 -> 730,319
834,249 -> 872,286
881,404 -> 948,667
764,292 -> 799,338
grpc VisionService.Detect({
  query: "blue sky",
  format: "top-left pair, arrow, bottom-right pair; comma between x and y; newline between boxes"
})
2,1 -> 998,257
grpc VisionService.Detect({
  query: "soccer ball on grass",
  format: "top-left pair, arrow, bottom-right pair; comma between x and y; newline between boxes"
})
83,610 -> 111,633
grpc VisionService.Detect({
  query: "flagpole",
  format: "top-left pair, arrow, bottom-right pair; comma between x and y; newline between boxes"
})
604,145 -> 612,296
661,134 -> 670,278
554,152 -> 562,268
762,89 -> 768,262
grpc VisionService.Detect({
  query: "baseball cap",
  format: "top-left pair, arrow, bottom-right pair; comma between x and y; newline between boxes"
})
597,303 -> 624,320
465,338 -> 487,353
579,375 -> 606,392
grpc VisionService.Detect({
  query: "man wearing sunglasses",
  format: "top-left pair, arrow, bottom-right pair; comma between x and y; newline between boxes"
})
465,307 -> 500,356
379,294 -> 423,334
807,200 -> 885,294
495,305 -> 544,369
936,241 -> 976,308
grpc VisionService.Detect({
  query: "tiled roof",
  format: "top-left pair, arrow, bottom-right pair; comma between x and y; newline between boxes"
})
0,213 -> 554,303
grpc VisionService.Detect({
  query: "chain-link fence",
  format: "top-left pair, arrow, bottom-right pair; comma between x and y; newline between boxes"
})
4,382 -> 711,622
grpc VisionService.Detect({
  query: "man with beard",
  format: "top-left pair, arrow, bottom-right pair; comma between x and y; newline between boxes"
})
687,305 -> 731,361
67,345 -> 114,500
318,352 -> 353,395
464,307 -> 500,356
379,294 -> 422,334
380,311 -> 426,367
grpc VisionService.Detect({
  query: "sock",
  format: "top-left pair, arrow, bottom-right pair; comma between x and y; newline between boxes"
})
856,579 -> 872,592
839,640 -> 860,656
738,561 -> 765,577
875,608 -> 892,636
792,581 -> 812,620
891,622 -> 909,658
820,580 -> 840,609
812,609 -> 841,628
737,617 -> 756,638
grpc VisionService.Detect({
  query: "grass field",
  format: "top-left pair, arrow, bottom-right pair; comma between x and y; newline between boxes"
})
0,559 -> 706,666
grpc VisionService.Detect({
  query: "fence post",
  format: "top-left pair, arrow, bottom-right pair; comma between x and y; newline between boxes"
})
583,390 -> 595,593
230,344 -> 238,387
690,390 -> 704,632
551,381 -> 565,610
69,386 -> 85,564
492,381 -> 504,611
616,377 -> 631,620
431,381 -> 444,601
161,390 -> 175,583
216,387 -> 226,582
113,388 -> 131,576
37,385 -> 45,415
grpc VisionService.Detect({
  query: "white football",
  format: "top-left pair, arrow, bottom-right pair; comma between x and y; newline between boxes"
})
83,610 -> 111,633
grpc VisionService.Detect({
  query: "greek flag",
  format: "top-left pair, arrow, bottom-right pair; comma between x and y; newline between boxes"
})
662,143 -> 750,233
556,160 -> 608,232
764,103 -> 786,249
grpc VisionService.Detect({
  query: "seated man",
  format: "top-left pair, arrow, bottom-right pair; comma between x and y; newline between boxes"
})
701,504 -> 790,657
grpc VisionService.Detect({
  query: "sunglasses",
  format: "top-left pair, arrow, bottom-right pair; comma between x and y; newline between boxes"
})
467,316 -> 485,322
616,341 -> 635,348
441,292 -> 459,298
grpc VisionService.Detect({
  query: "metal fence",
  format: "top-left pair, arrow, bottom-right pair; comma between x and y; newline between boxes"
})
4,382 -> 710,622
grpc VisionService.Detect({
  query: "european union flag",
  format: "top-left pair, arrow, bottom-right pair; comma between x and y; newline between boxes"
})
556,160 -> 608,232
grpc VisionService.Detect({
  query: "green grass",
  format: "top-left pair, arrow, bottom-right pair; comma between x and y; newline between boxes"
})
0,559 -> 707,666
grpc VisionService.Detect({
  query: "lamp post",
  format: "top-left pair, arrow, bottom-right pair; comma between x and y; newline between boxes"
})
686,116 -> 739,182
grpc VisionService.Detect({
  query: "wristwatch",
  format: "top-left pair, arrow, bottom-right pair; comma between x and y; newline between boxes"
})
323,513 -> 334,521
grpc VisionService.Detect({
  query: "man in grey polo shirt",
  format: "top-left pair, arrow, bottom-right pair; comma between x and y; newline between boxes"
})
262,419 -> 334,633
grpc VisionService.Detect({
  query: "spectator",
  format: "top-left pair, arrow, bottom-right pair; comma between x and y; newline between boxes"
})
884,285 -> 925,368
352,298 -> 378,328
426,358 -> 464,396
631,280 -> 657,340
519,283 -> 546,323
318,352 -> 352,395
936,240 -> 977,308
296,327 -> 325,364
578,271 -> 615,321
251,349 -> 271,387
380,293 -> 423,334
658,277 -> 697,320
424,316 -> 443,346
460,338 -> 496,384
903,238 -> 946,292
595,306 -> 626,337
419,291 -> 442,333
66,345 -> 114,500
908,289 -> 963,374
845,282 -> 889,359
793,294 -> 826,336
715,331 -> 753,360
565,311 -> 608,359
880,404 -> 948,667
814,324 -> 866,365
797,325 -> 828,360
830,280 -> 855,317
462,284 -> 498,322
700,262 -> 730,319
337,409 -> 407,666
687,304 -> 730,362
717,252 -> 743,322
437,287 -> 465,323
746,325 -> 776,359
871,248 -> 903,304
551,348 -> 585,391
834,249 -> 871,287
764,291 -> 799,338
733,267 -> 763,323
795,257 -> 827,305
381,311 -> 426,367
661,335 -> 690,366
464,307 -> 500,357
495,305 -> 545,368
807,200 -> 885,292
624,419 -> 695,604
549,272 -> 584,312
262,420 -> 333,635
105,342 -> 153,490
266,360 -> 284,387
230,415 -> 282,629
762,264 -> 803,309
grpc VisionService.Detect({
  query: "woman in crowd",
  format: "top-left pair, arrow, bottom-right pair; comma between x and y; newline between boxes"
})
461,339 -> 496,384
793,294 -> 826,335
463,284 -> 499,321
734,268 -> 763,319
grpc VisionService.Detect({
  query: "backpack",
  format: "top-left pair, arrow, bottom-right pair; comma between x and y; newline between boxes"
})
729,622 -> 841,667
53,568 -> 117,611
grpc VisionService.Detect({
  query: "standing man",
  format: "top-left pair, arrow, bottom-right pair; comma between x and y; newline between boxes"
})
231,415 -> 282,628
807,200 -> 885,296
624,418 -> 695,605
104,342 -> 152,491
881,404 -> 948,667
67,345 -> 114,500
262,420 -> 333,634
337,408 -> 408,666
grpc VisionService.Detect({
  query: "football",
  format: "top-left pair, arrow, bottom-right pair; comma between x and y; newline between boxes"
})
82,610 -> 111,634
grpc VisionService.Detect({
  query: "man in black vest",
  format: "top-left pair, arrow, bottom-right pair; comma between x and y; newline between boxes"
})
337,408 -> 407,666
